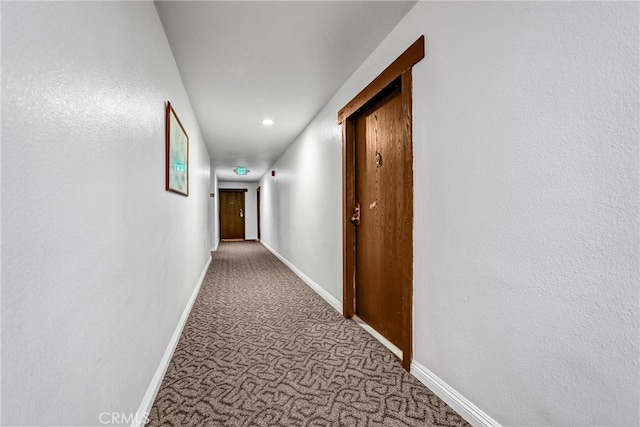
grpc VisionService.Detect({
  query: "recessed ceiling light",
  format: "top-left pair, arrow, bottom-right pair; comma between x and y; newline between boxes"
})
262,119 -> 274,125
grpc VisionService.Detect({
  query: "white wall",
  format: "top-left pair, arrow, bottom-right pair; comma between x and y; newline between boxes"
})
259,121 -> 343,300
260,2 -> 639,426
218,181 -> 259,240
1,2 -> 211,426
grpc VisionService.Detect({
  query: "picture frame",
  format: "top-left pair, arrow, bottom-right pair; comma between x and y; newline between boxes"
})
166,101 -> 189,196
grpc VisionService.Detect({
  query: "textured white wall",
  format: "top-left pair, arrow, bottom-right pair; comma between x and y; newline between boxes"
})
409,3 -> 638,425
1,2 -> 211,426
259,117 -> 343,300
218,181 -> 259,240
260,2 -> 639,425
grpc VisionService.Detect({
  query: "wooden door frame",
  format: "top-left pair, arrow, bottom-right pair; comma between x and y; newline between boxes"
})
256,186 -> 261,241
339,36 -> 424,371
219,188 -> 247,240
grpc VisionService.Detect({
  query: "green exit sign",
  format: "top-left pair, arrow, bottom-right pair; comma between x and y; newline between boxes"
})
234,167 -> 248,175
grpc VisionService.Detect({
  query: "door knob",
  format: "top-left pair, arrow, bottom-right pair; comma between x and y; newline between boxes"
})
240,208 -> 244,218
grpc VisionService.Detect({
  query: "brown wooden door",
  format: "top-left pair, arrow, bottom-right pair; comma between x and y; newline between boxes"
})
354,83 -> 407,350
256,187 -> 261,241
342,37 -> 423,371
219,190 -> 245,240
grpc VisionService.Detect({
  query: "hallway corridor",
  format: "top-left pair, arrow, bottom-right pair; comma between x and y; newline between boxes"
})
148,242 -> 468,426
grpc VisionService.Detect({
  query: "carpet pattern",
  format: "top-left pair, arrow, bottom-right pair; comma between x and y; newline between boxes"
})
147,242 -> 470,427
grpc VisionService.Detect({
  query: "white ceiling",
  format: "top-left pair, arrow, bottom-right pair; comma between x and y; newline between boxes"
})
155,1 -> 417,182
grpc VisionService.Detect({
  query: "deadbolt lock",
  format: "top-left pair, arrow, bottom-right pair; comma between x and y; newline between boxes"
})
376,151 -> 383,168
350,203 -> 361,225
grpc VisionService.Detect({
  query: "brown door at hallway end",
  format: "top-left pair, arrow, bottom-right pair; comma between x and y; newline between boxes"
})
220,190 -> 245,240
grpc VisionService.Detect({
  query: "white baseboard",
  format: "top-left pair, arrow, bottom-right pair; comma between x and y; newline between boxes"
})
132,255 -> 212,427
211,239 -> 220,252
260,241 -> 342,314
353,315 -> 402,359
411,361 -> 501,427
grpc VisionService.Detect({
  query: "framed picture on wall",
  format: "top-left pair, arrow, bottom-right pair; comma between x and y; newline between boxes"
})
165,101 -> 189,196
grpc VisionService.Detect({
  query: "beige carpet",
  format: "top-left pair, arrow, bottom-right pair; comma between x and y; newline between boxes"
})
147,242 -> 470,427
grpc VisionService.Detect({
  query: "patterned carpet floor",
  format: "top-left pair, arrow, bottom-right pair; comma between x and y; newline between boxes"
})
148,242 -> 469,427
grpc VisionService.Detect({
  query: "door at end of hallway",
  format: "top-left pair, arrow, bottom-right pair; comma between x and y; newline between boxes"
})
220,189 -> 246,240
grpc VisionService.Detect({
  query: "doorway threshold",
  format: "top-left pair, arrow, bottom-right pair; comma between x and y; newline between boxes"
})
353,315 -> 403,359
